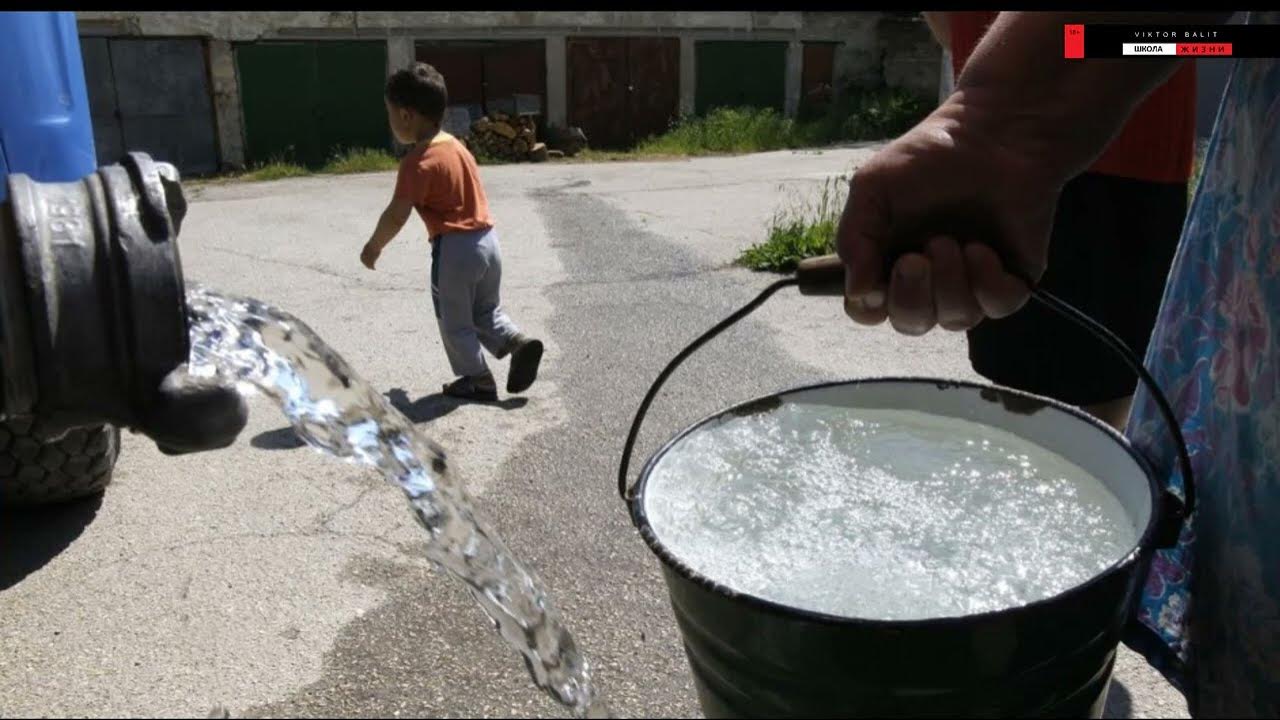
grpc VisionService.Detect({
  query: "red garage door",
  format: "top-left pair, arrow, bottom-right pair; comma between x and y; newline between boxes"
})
801,43 -> 837,118
568,37 -> 679,149
416,40 -> 545,121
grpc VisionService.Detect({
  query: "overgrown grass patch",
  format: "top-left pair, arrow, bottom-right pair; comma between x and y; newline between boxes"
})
321,147 -> 399,174
741,130 -> 1207,273
638,107 -> 799,155
204,90 -> 924,183
738,174 -> 849,272
238,160 -> 310,182
635,89 -> 927,157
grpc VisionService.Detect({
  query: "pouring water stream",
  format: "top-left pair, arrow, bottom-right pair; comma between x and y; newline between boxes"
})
184,284 -> 606,718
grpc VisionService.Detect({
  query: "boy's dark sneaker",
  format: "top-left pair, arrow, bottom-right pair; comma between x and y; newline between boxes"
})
504,334 -> 544,394
443,373 -> 498,402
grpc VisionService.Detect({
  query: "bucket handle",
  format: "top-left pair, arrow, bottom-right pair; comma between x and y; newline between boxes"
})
618,254 -> 1195,549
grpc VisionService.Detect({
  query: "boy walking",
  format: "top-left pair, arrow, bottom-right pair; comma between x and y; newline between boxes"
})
361,63 -> 543,402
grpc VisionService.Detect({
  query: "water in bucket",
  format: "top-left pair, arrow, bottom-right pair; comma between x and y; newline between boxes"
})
643,400 -> 1140,621
623,264 -> 1187,717
184,285 -> 606,717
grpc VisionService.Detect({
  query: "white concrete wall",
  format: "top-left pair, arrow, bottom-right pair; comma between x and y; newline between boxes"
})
77,12 -> 358,41
784,41 -> 803,118
386,36 -> 414,74
206,40 -> 246,170
878,15 -> 942,101
545,36 -> 568,128
823,14 -> 881,98
938,49 -> 954,105
679,36 -> 697,118
75,11 -> 933,167
77,11 -> 871,41
360,11 -> 769,33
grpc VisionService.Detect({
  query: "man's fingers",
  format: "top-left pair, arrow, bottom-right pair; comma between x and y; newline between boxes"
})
926,236 -> 983,331
837,171 -> 892,303
844,293 -> 887,326
887,253 -> 936,335
964,243 -> 1030,318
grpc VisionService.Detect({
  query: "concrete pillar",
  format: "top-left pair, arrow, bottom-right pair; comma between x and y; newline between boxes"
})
387,36 -> 414,74
206,39 -> 246,171
679,35 -> 696,117
938,49 -> 954,105
386,37 -> 417,154
784,39 -> 803,118
545,35 -> 568,128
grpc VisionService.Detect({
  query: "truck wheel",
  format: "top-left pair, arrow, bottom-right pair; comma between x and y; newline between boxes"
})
0,419 -> 119,506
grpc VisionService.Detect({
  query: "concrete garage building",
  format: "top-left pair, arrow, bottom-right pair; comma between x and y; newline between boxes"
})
74,11 -> 941,173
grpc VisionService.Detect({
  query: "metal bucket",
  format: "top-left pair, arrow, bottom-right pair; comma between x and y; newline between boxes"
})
618,257 -> 1193,719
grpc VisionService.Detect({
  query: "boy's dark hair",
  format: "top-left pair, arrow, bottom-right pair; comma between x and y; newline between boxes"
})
385,63 -> 448,122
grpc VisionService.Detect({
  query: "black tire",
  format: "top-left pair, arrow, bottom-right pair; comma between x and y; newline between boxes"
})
0,419 -> 120,506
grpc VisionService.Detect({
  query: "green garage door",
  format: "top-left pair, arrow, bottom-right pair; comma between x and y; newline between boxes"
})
236,41 -> 388,168
695,41 -> 787,115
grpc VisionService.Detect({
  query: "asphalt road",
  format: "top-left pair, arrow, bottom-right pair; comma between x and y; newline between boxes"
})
0,148 -> 1189,719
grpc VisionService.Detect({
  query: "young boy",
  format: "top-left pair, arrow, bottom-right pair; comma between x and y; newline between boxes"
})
360,63 -> 543,402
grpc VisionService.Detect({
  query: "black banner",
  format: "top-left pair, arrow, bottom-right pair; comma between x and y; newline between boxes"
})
1067,24 -> 1279,58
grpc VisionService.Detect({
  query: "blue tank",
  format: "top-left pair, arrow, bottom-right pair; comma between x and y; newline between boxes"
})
0,11 -> 97,203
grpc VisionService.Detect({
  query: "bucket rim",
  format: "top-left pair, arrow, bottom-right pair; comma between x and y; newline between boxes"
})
630,376 -> 1161,629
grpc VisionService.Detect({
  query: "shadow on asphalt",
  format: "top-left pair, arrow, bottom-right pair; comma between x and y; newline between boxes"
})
385,388 -> 527,423
0,492 -> 103,591
250,427 -> 307,450
1104,678 -> 1134,718
249,388 -> 528,450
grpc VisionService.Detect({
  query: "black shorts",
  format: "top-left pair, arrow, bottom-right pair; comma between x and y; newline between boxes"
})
967,172 -> 1187,407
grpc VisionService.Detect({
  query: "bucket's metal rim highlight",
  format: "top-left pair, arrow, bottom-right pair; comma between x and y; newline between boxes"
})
630,376 -> 1161,630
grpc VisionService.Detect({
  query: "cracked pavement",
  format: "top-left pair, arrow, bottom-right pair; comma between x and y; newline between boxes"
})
1,149 -> 1188,718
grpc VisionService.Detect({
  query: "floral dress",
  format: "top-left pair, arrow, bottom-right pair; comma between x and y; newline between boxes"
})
1125,12 -> 1280,717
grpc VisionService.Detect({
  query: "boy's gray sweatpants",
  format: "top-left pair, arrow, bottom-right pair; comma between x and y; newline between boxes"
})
430,227 -> 521,378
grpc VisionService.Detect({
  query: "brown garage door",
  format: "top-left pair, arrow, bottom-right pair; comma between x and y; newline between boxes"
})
413,44 -> 484,106
416,41 -> 545,121
801,43 -> 837,118
567,38 -> 628,149
567,37 -> 679,149
483,41 -> 545,116
628,38 -> 681,143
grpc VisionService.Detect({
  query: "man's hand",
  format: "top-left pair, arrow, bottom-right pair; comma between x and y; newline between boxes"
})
836,98 -> 1061,336
835,12 -> 1222,337
360,241 -> 382,270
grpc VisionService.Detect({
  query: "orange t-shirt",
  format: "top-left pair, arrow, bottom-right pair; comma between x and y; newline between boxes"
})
949,11 -> 1196,184
393,133 -> 494,238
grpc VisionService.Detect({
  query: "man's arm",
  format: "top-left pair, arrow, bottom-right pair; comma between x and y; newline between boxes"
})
956,11 -> 1231,184
360,197 -> 414,270
922,12 -> 950,51
836,11 -> 1233,334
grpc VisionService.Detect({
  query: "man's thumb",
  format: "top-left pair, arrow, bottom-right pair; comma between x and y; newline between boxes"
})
835,175 -> 888,302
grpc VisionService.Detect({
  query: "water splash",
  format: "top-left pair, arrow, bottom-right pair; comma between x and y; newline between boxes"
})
185,284 -> 606,718
644,403 -> 1139,621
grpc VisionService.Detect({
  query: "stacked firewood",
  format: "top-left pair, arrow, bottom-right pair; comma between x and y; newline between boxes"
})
464,113 -> 549,162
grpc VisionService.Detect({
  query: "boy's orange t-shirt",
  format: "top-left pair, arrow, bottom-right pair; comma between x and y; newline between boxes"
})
949,11 -> 1196,184
394,133 -> 494,238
